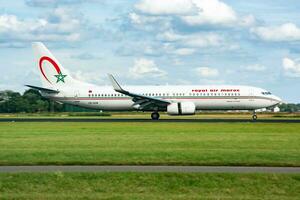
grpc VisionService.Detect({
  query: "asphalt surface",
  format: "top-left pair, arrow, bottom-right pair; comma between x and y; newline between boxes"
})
0,118 -> 300,123
0,166 -> 299,173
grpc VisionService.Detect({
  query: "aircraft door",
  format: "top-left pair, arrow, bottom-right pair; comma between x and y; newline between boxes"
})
248,88 -> 254,102
73,90 -> 80,105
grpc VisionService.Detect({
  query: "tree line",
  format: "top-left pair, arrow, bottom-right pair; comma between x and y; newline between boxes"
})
0,89 -> 300,113
0,89 -> 64,113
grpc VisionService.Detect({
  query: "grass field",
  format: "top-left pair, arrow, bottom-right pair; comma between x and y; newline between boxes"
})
1,112 -> 300,119
0,172 -> 299,199
0,122 -> 299,166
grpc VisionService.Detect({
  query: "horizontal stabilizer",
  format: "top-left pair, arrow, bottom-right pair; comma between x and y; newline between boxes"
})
25,85 -> 59,94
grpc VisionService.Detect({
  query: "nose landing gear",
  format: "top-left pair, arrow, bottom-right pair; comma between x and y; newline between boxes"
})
151,112 -> 160,120
252,110 -> 257,121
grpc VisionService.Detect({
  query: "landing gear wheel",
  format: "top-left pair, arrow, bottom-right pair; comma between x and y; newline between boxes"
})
151,112 -> 160,120
252,114 -> 257,121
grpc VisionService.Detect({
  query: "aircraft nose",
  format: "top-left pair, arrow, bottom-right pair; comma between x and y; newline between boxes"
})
272,95 -> 283,104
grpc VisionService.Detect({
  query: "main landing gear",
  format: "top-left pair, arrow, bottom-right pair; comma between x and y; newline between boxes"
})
151,112 -> 160,120
252,110 -> 257,121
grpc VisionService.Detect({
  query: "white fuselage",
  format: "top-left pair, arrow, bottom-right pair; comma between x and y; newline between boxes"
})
43,84 -> 282,111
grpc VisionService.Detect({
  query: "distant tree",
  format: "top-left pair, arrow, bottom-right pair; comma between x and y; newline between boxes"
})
0,91 -> 25,113
278,103 -> 300,112
0,90 -> 11,103
36,100 -> 49,112
22,89 -> 49,112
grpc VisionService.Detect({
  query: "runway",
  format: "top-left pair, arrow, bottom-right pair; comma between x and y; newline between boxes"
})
0,166 -> 299,173
0,118 -> 300,123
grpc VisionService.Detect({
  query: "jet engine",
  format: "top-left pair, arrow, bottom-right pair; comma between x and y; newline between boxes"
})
167,102 -> 196,115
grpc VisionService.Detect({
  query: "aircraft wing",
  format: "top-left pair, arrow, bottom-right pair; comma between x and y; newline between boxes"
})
108,74 -> 170,110
25,85 -> 59,94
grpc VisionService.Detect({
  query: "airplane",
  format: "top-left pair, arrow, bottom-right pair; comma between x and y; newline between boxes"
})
26,42 -> 282,120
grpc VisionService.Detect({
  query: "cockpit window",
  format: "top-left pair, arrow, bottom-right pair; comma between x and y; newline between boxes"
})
262,91 -> 272,95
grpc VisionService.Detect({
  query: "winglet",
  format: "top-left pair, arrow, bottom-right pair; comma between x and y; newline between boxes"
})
108,74 -> 124,92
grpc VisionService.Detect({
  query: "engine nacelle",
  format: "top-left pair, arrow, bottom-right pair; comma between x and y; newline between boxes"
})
167,102 -> 196,115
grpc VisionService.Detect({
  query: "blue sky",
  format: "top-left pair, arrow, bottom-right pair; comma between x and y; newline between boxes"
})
1,0 -> 300,102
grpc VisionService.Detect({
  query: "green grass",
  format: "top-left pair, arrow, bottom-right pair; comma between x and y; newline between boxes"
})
0,172 -> 299,199
1,112 -> 300,119
0,122 -> 299,166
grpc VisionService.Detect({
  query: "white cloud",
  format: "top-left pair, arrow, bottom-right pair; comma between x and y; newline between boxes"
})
134,0 -> 255,27
158,30 -> 224,48
70,52 -> 102,60
173,58 -> 183,65
182,0 -> 237,26
282,57 -> 300,77
251,23 -> 300,42
240,15 -> 256,27
196,67 -> 219,78
0,8 -> 84,46
157,30 -> 184,42
73,70 -> 105,84
244,64 -> 266,72
185,33 -> 223,47
129,12 -> 162,25
128,12 -> 172,32
173,48 -> 196,55
129,58 -> 167,78
129,13 -> 142,25
135,0 -> 196,15
25,0 -> 93,7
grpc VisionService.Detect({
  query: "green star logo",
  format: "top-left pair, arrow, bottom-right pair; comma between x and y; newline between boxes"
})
54,72 -> 67,83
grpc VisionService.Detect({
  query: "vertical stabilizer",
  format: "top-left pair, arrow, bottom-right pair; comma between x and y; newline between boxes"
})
32,42 -> 75,89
